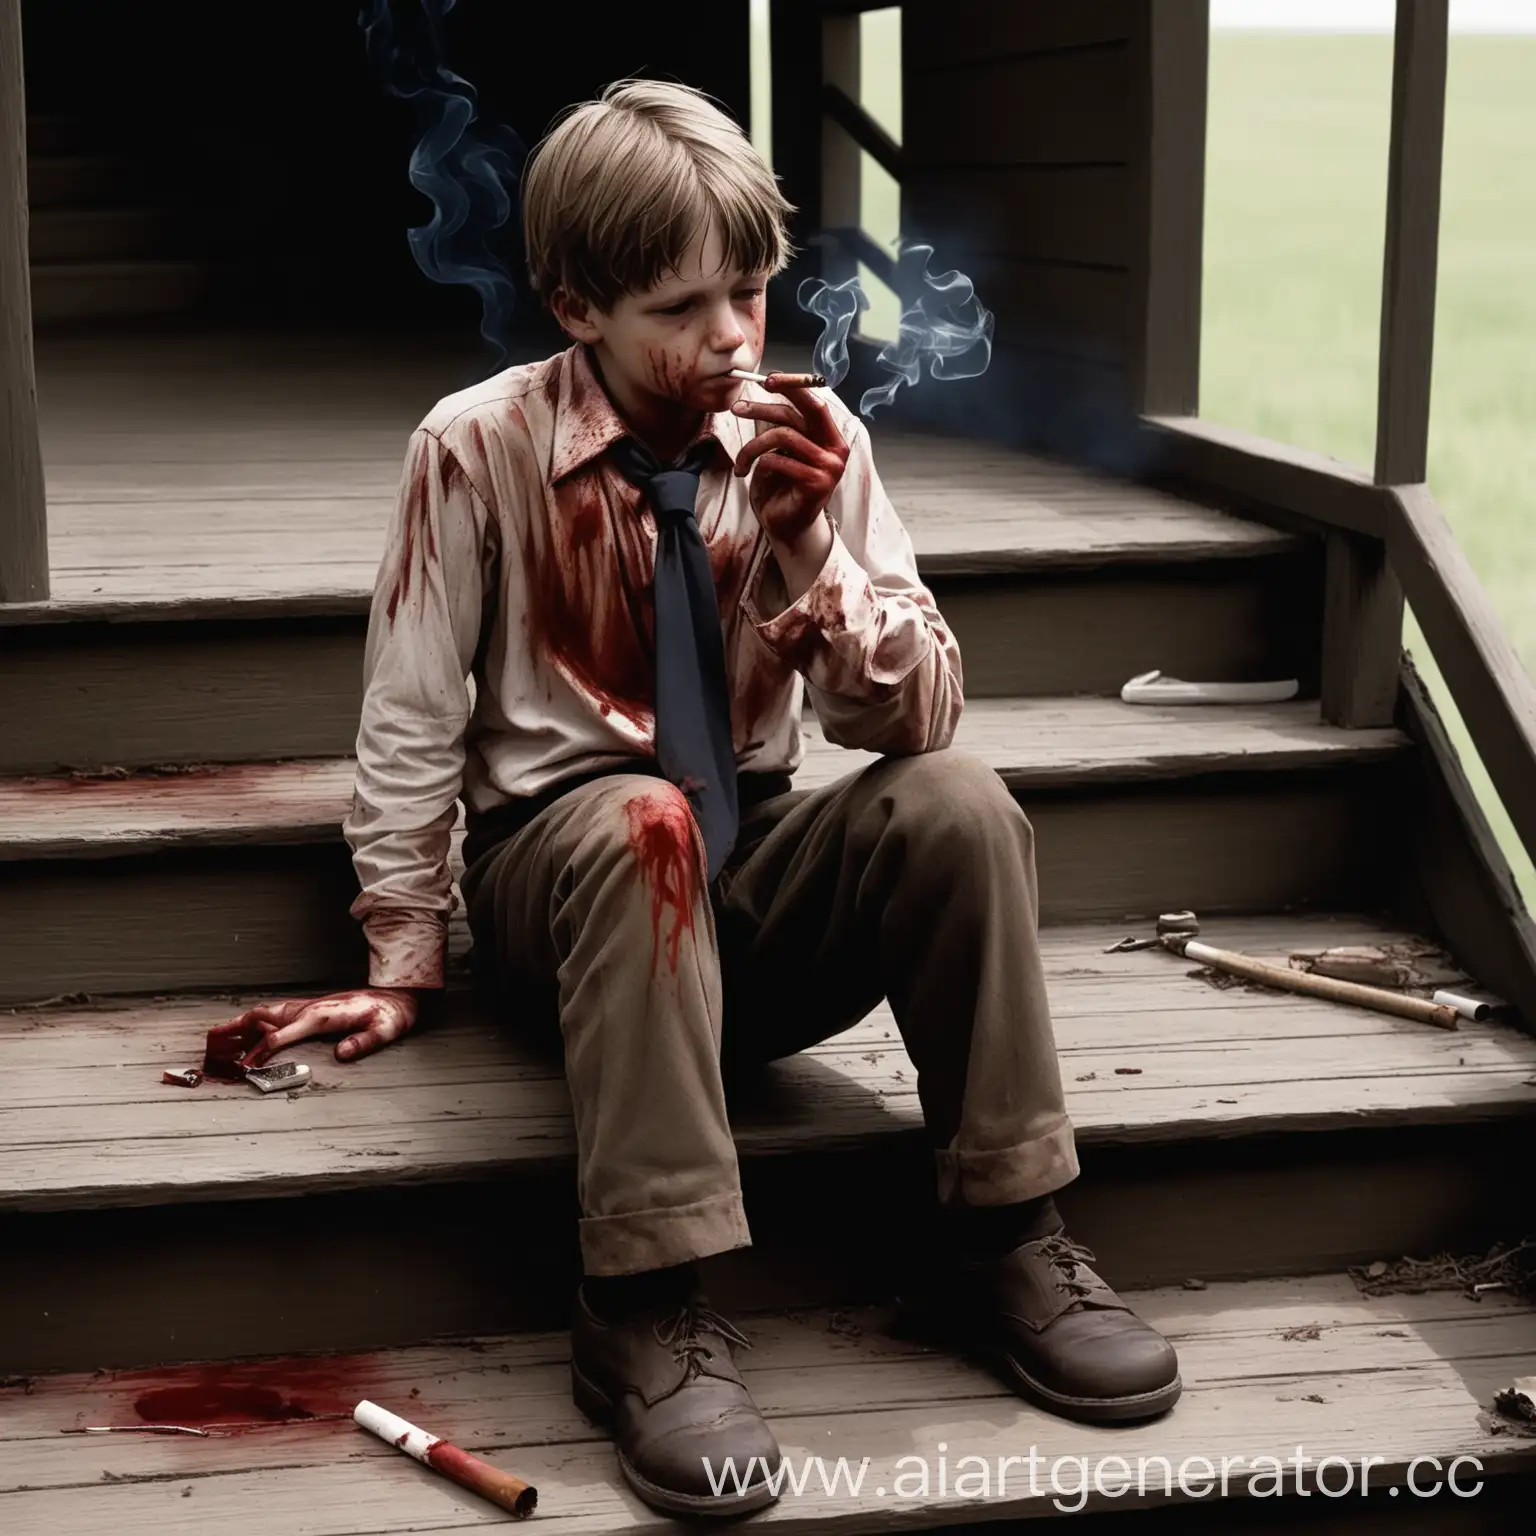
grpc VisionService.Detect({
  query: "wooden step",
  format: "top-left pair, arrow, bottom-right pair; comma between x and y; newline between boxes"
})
24,114 -> 89,157
25,153 -> 141,208
6,330 -> 1322,768
30,261 -> 213,326
0,702 -> 1415,1002
29,207 -> 177,264
4,1276 -> 1534,1530
5,912 -> 1534,1370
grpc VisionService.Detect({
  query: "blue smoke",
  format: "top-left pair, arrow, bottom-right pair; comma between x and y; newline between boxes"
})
799,241 -> 994,417
358,0 -> 528,367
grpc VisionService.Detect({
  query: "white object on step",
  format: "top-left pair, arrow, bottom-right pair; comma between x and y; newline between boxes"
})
1121,669 -> 1299,705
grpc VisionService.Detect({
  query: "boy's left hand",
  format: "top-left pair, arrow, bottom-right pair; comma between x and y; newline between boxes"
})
731,381 -> 849,549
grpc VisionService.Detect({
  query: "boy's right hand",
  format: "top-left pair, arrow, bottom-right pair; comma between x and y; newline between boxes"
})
221,988 -> 425,1068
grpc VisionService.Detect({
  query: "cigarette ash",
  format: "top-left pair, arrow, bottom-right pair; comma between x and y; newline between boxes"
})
1349,1238 -> 1536,1303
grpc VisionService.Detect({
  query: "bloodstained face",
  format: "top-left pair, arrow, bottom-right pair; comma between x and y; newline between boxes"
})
550,220 -> 769,461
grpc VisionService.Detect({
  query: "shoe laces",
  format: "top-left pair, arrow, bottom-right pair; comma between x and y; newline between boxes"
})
652,1301 -> 752,1375
1037,1234 -> 1099,1300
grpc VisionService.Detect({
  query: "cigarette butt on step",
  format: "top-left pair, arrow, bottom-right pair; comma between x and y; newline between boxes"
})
1160,934 -> 1461,1030
1432,988 -> 1498,1022
354,1400 -> 537,1518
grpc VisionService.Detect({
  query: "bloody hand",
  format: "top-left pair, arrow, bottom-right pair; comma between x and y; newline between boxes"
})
205,988 -> 423,1075
730,378 -> 849,547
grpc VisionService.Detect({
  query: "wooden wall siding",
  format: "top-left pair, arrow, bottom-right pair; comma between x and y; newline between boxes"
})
955,259 -> 1132,365
903,45 -> 1135,168
904,0 -> 1137,71
893,2 -> 1160,459
903,166 -> 1134,269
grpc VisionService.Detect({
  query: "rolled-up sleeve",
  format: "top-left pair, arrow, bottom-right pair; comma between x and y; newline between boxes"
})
741,415 -> 963,753
343,426 -> 497,988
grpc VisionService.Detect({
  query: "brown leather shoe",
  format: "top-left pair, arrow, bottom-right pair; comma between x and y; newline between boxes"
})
953,1231 -> 1182,1423
571,1284 -> 783,1516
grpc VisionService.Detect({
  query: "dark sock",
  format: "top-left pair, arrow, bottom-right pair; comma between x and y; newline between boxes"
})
948,1193 -> 1063,1258
583,1261 -> 701,1322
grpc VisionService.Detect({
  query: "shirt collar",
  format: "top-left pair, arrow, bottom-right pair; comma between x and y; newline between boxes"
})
549,342 -> 752,484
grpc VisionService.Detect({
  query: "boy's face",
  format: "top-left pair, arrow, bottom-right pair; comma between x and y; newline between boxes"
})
552,220 -> 768,436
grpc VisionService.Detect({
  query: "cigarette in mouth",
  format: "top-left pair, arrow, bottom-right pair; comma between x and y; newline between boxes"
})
355,1400 -> 537,1518
727,368 -> 827,388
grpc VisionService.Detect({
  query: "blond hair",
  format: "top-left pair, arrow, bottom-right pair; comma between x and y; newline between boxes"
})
522,77 -> 797,315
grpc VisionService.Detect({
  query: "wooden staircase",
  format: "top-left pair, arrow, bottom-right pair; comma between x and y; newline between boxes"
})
25,112 -> 211,328
3,339 -> 1536,1529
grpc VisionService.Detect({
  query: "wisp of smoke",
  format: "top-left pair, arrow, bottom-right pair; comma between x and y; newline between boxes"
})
358,0 -> 528,367
798,241 -> 994,417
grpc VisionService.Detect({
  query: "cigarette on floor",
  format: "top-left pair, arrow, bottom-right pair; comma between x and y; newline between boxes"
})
1432,988 -> 1501,1022
727,368 -> 827,387
355,1399 -> 537,1518
1120,669 -> 1299,704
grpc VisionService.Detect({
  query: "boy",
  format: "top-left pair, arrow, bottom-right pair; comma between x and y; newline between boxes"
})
233,78 -> 1180,1517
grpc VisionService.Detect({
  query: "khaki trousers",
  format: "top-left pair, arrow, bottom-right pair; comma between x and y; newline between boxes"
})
460,747 -> 1078,1276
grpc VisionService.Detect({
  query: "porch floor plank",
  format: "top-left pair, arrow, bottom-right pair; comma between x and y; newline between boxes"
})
4,914 -> 1533,1213
2,1276 -> 1533,1528
0,697 -> 1410,858
26,333 -> 1305,610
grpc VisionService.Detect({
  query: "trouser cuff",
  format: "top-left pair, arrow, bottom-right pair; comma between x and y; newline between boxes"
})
578,1189 -> 752,1275
935,1117 -> 1080,1206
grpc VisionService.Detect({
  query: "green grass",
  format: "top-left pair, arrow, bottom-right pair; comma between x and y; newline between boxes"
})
1204,32 -> 1536,911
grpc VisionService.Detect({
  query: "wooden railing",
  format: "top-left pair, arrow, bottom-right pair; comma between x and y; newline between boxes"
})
1145,1 -> 1536,883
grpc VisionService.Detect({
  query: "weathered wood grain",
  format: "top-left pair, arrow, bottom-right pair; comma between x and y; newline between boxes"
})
1376,0 -> 1448,486
903,165 -> 1133,268
1,336 -> 1310,618
4,913 -> 1530,1213
1321,528 -> 1405,728
904,44 -> 1134,167
0,616 -> 367,772
1132,0 -> 1209,416
0,0 -> 49,602
2,1277 -> 1533,1531
1139,415 -> 1391,539
1385,483 -> 1536,883
0,701 -> 1411,857
1398,654 -> 1536,1035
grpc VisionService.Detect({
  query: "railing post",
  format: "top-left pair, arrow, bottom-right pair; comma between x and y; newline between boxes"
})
1135,0 -> 1209,417
1376,0 -> 1449,486
819,6 -> 862,291
0,0 -> 47,602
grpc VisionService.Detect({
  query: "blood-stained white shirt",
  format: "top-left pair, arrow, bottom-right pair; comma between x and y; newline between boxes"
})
344,341 -> 964,987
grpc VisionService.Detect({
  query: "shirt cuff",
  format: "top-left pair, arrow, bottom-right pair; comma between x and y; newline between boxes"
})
362,909 -> 448,989
744,526 -> 880,662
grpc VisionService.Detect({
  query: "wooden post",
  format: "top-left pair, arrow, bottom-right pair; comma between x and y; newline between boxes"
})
1376,0 -> 1448,486
1320,528 -> 1405,728
0,0 -> 46,602
769,0 -> 825,343
820,7 -> 862,293
1135,0 -> 1209,417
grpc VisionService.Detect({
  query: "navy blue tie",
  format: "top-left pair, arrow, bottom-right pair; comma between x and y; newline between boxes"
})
608,435 -> 739,884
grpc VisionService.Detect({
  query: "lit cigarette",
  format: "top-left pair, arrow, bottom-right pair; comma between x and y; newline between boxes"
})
355,1400 -> 536,1517
727,368 -> 827,388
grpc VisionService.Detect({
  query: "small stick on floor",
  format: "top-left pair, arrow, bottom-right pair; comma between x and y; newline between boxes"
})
1161,934 -> 1461,1029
